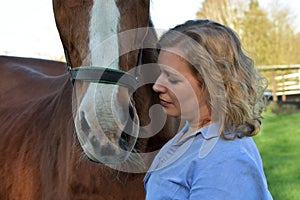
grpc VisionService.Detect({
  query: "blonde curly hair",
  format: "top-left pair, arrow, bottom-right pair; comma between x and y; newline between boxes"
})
157,19 -> 267,139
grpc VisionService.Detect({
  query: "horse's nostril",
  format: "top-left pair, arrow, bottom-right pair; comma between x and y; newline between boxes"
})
119,132 -> 131,151
80,111 -> 91,136
90,135 -> 101,151
129,105 -> 134,120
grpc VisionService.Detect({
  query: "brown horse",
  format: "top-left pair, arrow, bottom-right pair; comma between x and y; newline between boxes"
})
0,0 -> 179,199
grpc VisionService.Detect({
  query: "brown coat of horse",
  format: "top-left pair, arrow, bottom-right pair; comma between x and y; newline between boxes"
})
0,1 -> 179,199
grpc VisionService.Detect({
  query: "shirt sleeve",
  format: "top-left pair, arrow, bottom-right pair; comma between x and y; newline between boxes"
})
189,152 -> 272,200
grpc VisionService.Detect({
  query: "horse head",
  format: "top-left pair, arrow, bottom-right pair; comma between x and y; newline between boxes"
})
53,0 -> 177,171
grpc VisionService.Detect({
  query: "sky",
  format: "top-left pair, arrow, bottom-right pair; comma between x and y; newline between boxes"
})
0,0 -> 300,60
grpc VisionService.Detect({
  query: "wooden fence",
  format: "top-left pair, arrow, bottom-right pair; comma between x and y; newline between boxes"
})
257,64 -> 300,102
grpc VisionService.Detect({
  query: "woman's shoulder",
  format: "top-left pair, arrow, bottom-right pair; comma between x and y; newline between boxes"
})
193,123 -> 261,161
188,132 -> 265,177
188,136 -> 272,199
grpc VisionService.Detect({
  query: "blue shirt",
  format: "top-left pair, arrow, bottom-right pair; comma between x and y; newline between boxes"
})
144,122 -> 273,200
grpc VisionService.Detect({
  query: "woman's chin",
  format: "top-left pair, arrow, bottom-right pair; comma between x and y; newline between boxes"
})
162,108 -> 180,118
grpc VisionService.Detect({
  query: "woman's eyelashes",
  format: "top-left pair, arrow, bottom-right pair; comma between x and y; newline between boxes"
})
168,77 -> 180,84
160,68 -> 181,84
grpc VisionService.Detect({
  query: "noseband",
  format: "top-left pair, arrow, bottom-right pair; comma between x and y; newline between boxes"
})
68,66 -> 138,92
66,48 -> 143,93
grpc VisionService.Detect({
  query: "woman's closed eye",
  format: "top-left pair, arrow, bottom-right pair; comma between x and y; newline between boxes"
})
160,68 -> 182,84
168,77 -> 180,84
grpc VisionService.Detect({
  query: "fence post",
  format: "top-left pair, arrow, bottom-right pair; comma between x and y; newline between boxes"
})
271,69 -> 278,101
282,73 -> 286,102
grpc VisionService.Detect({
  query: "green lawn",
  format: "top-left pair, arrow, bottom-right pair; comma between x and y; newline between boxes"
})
254,111 -> 300,200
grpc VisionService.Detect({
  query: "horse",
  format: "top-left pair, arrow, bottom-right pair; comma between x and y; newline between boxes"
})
0,0 -> 180,199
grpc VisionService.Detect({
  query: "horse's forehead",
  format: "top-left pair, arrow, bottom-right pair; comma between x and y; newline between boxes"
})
116,0 -> 150,29
53,0 -> 150,37
64,0 -> 93,8
53,0 -> 150,67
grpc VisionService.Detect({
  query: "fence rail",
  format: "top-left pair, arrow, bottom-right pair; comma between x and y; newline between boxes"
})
257,64 -> 300,101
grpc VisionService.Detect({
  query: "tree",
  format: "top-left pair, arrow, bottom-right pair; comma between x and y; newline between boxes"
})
268,1 -> 299,64
293,33 -> 300,64
196,0 -> 300,65
239,0 -> 273,65
196,0 -> 246,32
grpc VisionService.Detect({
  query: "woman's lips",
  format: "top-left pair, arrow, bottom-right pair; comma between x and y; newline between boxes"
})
160,99 -> 172,107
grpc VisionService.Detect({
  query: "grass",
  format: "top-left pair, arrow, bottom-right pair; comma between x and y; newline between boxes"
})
254,111 -> 300,200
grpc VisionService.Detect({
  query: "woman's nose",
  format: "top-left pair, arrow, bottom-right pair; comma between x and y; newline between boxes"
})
153,75 -> 167,93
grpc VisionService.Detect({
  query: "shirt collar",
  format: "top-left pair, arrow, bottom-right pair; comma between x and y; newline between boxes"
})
173,122 -> 220,146
176,122 -> 220,159
198,123 -> 220,159
200,123 -> 220,140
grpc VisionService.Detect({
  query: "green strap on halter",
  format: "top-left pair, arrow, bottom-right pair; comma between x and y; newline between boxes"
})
68,66 -> 138,92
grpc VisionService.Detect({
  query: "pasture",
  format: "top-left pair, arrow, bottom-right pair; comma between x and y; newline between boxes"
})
254,110 -> 300,200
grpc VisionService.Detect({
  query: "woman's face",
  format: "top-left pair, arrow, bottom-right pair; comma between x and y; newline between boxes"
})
153,49 -> 209,122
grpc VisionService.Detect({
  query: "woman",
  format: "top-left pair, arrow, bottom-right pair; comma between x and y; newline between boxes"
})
144,20 -> 273,199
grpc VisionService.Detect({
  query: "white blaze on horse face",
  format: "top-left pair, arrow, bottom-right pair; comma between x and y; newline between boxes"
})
74,0 -> 139,164
89,0 -> 119,66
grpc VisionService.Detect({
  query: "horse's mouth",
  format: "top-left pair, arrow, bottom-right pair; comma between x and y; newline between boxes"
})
77,132 -> 135,164
73,84 -> 140,165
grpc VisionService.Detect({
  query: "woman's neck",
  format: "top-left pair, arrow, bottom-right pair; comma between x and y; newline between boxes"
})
178,118 -> 212,141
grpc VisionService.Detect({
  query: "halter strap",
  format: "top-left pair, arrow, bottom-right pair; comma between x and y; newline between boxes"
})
64,45 -> 143,93
68,66 -> 138,92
